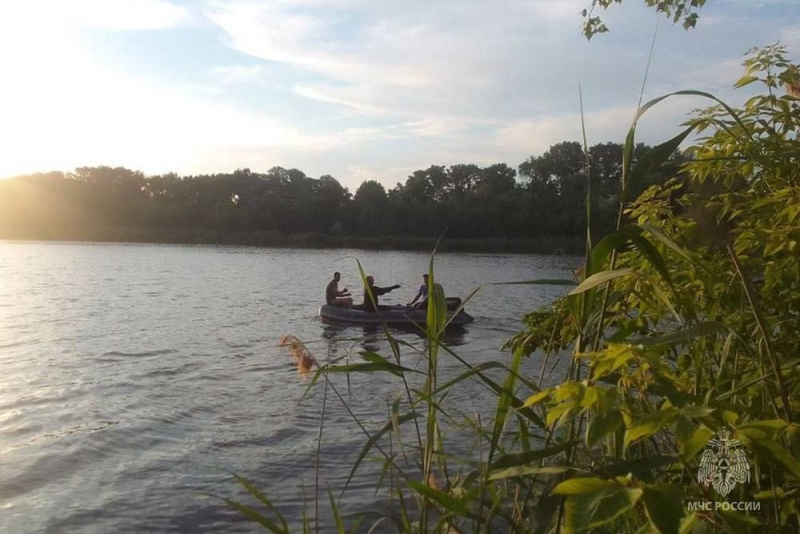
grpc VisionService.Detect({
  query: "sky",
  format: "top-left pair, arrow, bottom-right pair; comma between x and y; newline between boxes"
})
0,1 -> 797,191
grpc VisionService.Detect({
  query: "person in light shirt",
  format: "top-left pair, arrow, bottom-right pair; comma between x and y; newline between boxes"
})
407,274 -> 429,309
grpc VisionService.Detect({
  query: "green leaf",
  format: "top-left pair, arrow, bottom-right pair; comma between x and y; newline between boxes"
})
359,351 -> 391,364
344,411 -> 419,491
626,421 -> 663,446
552,476 -> 615,496
427,274 -> 448,335
553,478 -> 643,532
753,487 -> 787,500
735,75 -> 759,88
737,419 -> 789,438
588,225 -> 643,275
587,410 -> 624,447
677,424 -> 714,461
640,224 -> 695,265
648,281 -> 682,324
629,231 -> 675,287
522,388 -> 553,408
223,499 -> 287,533
463,365 -> 545,427
327,488 -> 346,533
323,361 -> 420,377
740,432 -> 800,481
487,344 -> 528,467
488,465 -> 576,480
223,474 -> 289,533
679,512 -> 700,534
630,322 -> 726,347
625,126 -> 694,203
718,508 -> 762,529
569,268 -> 634,296
407,479 -> 475,518
433,361 -> 509,394
229,474 -> 289,532
642,484 -> 684,534
489,440 -> 579,471
679,405 -> 715,419
595,455 -> 679,480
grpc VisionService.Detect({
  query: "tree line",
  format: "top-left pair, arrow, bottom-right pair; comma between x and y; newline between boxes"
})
0,141 -> 684,249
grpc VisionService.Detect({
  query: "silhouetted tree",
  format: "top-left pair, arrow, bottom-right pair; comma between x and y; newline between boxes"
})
0,139 -> 678,246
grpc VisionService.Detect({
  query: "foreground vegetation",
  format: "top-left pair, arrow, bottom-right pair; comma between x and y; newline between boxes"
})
226,2 -> 800,532
230,45 -> 800,533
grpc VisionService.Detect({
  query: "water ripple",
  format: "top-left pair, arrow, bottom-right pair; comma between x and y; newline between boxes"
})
0,241 -> 576,533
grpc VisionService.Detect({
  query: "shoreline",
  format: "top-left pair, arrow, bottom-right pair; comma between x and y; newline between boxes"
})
0,227 -> 585,255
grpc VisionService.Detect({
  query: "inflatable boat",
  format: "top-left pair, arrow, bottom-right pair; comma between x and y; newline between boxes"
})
318,301 -> 474,328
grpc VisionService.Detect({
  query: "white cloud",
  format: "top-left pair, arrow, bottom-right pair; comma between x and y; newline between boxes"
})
1,0 -> 797,188
61,0 -> 189,31
346,165 -> 405,188
208,64 -> 264,85
203,0 -> 589,122
779,24 -> 800,50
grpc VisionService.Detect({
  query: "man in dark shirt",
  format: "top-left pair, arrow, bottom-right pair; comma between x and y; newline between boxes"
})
325,272 -> 352,307
362,275 -> 400,312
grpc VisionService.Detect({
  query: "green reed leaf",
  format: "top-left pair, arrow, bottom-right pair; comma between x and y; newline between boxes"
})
594,456 -> 679,480
640,224 -> 695,264
345,411 -> 419,492
588,225 -> 643,275
630,322 -> 726,346
223,499 -> 287,533
489,440 -> 579,471
642,484 -> 683,534
567,485 -> 643,532
324,360 -> 421,377
586,410 -> 624,447
223,474 -> 289,533
488,465 -> 577,480
569,268 -> 634,296
407,479 -> 475,519
327,488 -> 346,533
624,126 -> 694,203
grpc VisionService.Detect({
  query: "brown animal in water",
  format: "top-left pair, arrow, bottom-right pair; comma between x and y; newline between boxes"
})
279,335 -> 316,374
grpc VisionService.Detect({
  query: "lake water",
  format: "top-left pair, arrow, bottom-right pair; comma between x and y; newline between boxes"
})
0,241 -> 578,533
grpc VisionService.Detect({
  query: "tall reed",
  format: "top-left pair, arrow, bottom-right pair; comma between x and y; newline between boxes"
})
225,45 -> 800,533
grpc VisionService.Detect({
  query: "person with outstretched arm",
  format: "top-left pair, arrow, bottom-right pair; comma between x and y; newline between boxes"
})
362,275 -> 400,312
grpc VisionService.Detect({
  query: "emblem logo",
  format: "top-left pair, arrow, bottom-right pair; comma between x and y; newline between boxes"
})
697,429 -> 750,497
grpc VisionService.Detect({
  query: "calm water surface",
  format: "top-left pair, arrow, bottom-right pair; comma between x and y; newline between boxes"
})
0,241 -> 577,532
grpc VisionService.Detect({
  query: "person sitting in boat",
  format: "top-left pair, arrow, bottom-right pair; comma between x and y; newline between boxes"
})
407,274 -> 462,311
362,275 -> 400,312
407,274 -> 429,309
326,272 -> 353,307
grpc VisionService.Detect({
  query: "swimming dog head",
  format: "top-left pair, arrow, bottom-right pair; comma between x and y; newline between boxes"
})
279,335 -> 316,374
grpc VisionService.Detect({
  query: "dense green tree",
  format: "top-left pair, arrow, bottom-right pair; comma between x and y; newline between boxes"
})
0,139 -> 662,246
314,175 -> 351,234
519,141 -> 588,236
352,180 -> 388,236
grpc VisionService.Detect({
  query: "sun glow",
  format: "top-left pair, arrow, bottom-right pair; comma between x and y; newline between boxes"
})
0,6 -> 80,177
0,6 -> 185,178
0,4 -> 314,180
0,2 -> 292,180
